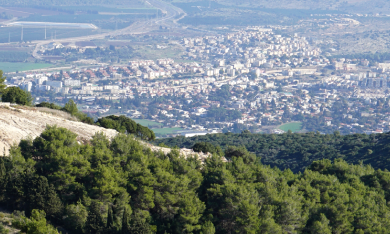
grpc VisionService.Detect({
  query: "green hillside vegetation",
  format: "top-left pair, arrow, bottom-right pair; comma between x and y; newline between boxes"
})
2,126 -> 390,233
2,86 -> 33,105
96,115 -> 155,141
154,131 -> 390,173
36,101 -> 156,141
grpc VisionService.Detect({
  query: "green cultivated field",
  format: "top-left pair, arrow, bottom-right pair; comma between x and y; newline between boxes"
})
0,62 -> 52,73
132,119 -> 183,136
279,122 -> 303,133
133,119 -> 163,127
133,45 -> 184,61
152,127 -> 183,135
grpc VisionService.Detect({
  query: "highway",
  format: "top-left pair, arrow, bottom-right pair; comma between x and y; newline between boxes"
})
24,0 -> 186,59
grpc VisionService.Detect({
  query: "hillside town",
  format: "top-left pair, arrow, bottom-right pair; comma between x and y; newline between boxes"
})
6,28 -> 390,136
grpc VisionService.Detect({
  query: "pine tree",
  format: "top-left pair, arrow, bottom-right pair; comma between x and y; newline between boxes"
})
310,214 -> 332,234
129,210 -> 153,234
1,87 -> 31,105
64,201 -> 88,233
63,99 -> 78,116
85,201 -> 105,234
201,221 -> 215,234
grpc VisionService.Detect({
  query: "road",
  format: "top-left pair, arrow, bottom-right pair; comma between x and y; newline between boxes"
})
23,0 -> 186,59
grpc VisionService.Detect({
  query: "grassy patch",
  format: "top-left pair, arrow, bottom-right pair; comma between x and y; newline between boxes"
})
279,122 -> 303,133
133,119 -> 163,127
0,62 -> 52,73
152,127 -> 183,135
132,45 -> 184,61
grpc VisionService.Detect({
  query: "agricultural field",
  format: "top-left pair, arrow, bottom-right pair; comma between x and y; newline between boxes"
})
0,4 -> 160,42
173,0 -> 343,26
0,0 -> 151,8
132,44 -> 184,61
0,50 -> 30,62
133,119 -> 163,128
20,14 -> 149,30
279,122 -> 303,133
152,127 -> 184,136
59,6 -> 159,14
0,6 -> 64,18
8,22 -> 97,29
0,62 -> 52,73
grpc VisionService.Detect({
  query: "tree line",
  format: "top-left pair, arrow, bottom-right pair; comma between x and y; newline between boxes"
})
2,126 -> 390,233
154,130 -> 390,173
35,101 -> 156,141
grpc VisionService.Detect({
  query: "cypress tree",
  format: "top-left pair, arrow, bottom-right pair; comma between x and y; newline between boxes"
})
106,205 -> 114,233
0,158 -> 6,194
0,159 -> 5,178
121,207 -> 130,234
0,70 -> 6,94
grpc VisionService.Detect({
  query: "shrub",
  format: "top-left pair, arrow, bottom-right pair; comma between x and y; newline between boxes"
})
36,102 -> 62,110
1,87 -> 32,106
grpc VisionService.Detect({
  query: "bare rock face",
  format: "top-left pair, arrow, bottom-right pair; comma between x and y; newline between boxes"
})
0,103 -> 118,156
0,103 -> 217,161
145,143 -> 215,161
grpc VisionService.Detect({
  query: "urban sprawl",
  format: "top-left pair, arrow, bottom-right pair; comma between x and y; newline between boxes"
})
7,27 -> 390,137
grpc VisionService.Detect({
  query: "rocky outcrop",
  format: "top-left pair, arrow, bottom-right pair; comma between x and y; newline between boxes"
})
0,103 -> 215,161
0,103 -> 118,156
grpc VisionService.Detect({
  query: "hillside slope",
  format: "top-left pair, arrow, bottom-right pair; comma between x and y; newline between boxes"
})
155,131 -> 390,173
0,102 -> 211,160
0,103 -> 117,156
3,124 -> 390,234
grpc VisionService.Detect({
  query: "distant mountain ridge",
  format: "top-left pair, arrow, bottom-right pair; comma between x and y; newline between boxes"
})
174,0 -> 390,13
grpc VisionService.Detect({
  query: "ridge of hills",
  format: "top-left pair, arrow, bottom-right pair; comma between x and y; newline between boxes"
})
176,0 -> 390,13
155,131 -> 390,173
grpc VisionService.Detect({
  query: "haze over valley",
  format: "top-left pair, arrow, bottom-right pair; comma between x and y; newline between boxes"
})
2,0 -> 390,234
